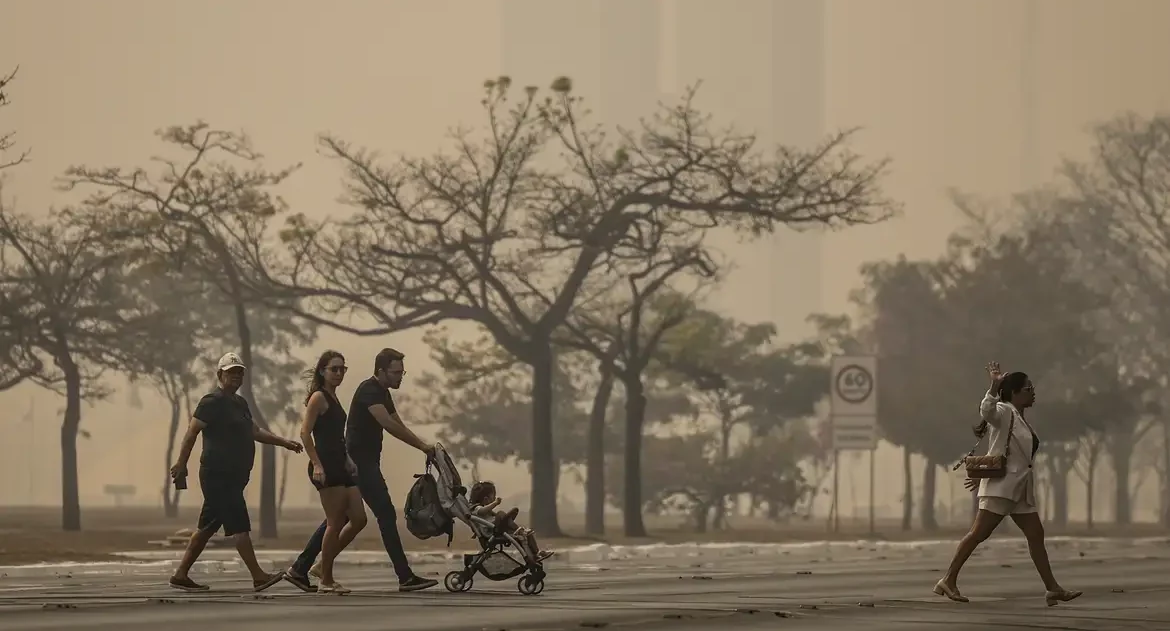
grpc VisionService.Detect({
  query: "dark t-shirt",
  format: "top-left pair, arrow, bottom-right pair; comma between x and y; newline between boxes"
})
194,388 -> 256,475
345,377 -> 396,461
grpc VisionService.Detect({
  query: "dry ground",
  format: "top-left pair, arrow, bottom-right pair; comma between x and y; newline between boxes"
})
0,505 -> 1164,565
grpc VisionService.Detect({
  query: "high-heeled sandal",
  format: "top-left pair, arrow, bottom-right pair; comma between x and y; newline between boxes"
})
933,579 -> 970,603
1044,589 -> 1082,606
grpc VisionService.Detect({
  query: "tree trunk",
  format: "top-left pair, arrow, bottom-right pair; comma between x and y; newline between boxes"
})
278,430 -> 292,518
1162,419 -> 1170,527
162,395 -> 182,519
711,420 -> 733,531
691,501 -> 710,533
527,341 -> 562,536
920,460 -> 938,531
1108,432 -> 1134,526
766,500 -> 781,520
1086,460 -> 1096,530
1050,460 -> 1069,527
901,447 -> 913,530
585,368 -> 614,536
622,374 -> 649,537
1038,446 -> 1072,527
59,355 -> 83,532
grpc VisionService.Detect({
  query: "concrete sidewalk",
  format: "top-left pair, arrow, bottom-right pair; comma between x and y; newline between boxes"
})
2,534 -> 1165,579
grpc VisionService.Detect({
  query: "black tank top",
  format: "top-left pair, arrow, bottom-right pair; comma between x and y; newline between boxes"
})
312,391 -> 348,465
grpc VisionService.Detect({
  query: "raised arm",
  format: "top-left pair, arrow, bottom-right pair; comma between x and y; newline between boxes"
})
979,361 -> 1006,425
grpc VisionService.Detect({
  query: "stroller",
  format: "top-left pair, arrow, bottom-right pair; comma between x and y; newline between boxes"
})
425,444 -> 548,596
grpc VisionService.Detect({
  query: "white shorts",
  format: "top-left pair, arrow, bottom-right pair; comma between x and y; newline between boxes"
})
978,495 -> 1038,515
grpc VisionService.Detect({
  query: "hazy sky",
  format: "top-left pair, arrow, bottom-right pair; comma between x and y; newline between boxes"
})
2,0 -> 1169,521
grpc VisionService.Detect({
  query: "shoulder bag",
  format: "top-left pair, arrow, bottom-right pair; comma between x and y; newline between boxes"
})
952,408 -> 1015,479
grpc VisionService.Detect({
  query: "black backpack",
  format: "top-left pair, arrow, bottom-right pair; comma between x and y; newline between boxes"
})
404,467 -> 454,546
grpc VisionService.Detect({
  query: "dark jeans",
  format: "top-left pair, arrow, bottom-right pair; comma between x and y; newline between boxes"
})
291,457 -> 413,582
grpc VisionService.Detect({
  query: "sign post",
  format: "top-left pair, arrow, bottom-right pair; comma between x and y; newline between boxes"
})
830,355 -> 878,533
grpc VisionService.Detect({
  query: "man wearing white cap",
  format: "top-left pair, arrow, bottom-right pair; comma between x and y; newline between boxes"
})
167,352 -> 304,592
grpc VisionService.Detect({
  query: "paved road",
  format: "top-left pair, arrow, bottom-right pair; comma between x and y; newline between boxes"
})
2,538 -> 1169,630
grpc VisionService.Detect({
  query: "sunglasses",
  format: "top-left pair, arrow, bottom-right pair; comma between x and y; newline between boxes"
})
326,366 -> 348,375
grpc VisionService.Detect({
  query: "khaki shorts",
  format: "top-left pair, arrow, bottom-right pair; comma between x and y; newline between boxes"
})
978,495 -> 1038,516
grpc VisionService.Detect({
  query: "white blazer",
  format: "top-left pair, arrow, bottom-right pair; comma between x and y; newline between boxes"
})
976,388 -> 1038,502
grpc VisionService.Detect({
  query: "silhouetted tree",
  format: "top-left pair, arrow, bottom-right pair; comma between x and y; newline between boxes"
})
1056,113 -> 1170,526
0,69 -> 38,389
272,77 -> 894,534
856,203 -> 1107,530
655,310 -> 830,529
554,219 -> 716,536
0,66 -> 28,171
129,268 -> 313,519
0,199 -> 162,530
61,123 -> 314,538
606,421 -> 817,533
419,343 -> 604,475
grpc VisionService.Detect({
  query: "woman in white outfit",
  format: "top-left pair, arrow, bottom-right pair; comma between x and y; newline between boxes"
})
934,361 -> 1082,606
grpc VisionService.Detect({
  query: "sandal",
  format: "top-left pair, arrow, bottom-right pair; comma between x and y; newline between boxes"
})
253,571 -> 286,592
317,581 -> 351,595
1045,589 -> 1082,606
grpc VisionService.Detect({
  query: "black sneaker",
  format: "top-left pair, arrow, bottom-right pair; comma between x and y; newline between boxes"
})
398,575 -> 438,592
283,570 -> 316,593
169,575 -> 210,592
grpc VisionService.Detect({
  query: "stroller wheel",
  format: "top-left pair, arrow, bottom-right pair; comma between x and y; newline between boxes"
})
517,574 -> 545,596
444,571 -> 471,593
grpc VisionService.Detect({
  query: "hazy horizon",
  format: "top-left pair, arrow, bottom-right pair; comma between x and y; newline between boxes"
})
3,0 -> 1169,525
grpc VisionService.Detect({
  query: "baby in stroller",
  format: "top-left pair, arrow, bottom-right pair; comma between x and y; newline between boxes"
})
468,481 -> 552,562
422,444 -> 551,595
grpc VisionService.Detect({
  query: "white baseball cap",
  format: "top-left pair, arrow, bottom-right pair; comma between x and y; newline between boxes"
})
217,352 -> 246,372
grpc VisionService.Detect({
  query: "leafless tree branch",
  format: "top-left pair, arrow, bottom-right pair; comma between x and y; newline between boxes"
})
0,66 -> 30,171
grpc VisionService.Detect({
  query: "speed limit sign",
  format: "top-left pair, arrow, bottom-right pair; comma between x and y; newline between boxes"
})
830,356 -> 877,414
830,355 -> 877,450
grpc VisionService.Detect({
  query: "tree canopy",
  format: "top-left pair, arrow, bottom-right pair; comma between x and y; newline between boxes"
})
272,77 -> 894,534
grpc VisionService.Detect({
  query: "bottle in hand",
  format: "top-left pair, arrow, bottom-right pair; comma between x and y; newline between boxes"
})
174,471 -> 187,490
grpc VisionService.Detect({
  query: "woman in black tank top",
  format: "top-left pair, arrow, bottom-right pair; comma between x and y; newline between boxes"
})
309,391 -> 348,483
299,351 -> 367,594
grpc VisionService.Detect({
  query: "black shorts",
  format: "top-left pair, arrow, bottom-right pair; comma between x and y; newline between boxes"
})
197,469 -> 251,536
308,461 -> 355,491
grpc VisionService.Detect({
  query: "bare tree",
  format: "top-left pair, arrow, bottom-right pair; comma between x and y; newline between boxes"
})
272,77 -> 894,534
554,211 -> 716,536
0,195 -> 162,530
60,123 -> 313,538
1057,113 -> 1170,525
0,257 -> 42,391
0,66 -> 29,171
127,268 -> 204,518
0,68 -> 38,387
